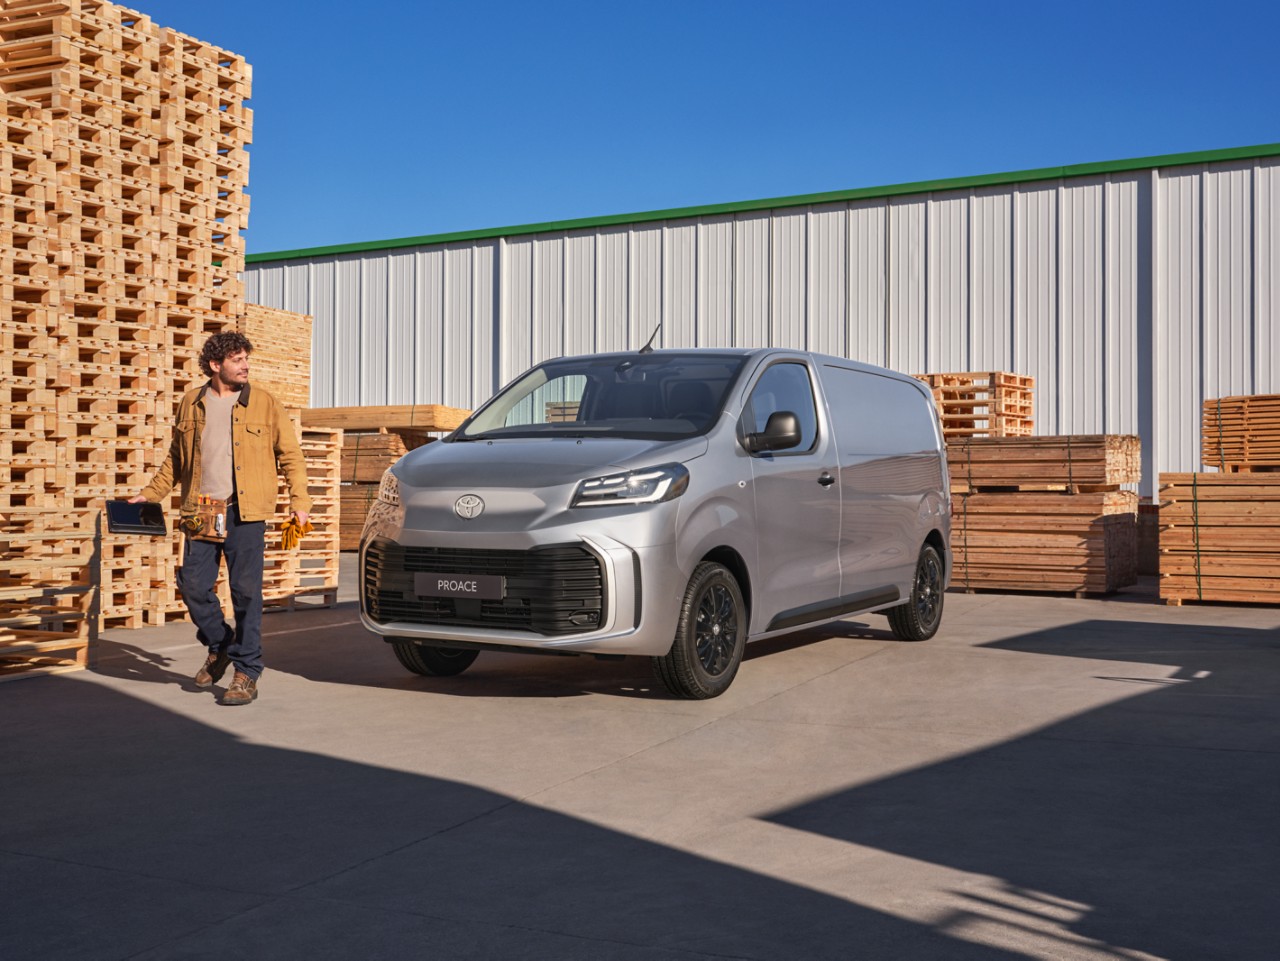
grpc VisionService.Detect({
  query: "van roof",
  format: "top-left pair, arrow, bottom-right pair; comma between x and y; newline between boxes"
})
541,347 -> 919,383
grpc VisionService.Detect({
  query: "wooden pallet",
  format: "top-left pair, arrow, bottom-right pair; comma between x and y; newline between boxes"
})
0,3 -> 258,664
1158,473 -> 1280,605
916,371 -> 1034,439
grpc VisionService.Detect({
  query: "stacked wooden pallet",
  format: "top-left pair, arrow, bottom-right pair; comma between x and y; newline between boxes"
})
1201,394 -> 1280,472
948,435 -> 1141,595
0,2 -> 338,679
1158,474 -> 1280,605
915,371 -> 1034,438
302,405 -> 472,550
241,303 -> 312,409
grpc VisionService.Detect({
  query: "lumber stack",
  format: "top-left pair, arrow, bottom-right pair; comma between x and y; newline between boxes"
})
0,2 -> 338,678
915,371 -> 1034,439
301,405 -> 470,550
337,430 -> 438,550
1158,474 -> 1280,605
1201,394 -> 1280,472
948,435 -> 1141,595
947,434 -> 1141,493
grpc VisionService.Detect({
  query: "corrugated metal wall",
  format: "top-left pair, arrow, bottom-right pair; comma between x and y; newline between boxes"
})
245,156 -> 1280,495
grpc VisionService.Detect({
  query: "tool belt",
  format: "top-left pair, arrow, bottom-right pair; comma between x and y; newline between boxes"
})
182,495 -> 228,542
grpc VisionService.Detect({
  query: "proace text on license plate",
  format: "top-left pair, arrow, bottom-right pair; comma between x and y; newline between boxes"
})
414,573 -> 506,600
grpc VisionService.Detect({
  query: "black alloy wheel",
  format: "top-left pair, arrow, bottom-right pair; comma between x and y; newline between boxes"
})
653,562 -> 747,699
886,543 -> 944,641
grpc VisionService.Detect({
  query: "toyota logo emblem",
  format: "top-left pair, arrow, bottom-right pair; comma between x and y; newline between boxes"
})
454,494 -> 485,519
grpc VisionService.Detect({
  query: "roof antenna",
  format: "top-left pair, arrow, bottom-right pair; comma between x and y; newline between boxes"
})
638,324 -> 662,354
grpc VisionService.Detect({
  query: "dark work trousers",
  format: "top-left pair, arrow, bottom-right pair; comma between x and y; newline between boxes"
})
177,502 -> 266,680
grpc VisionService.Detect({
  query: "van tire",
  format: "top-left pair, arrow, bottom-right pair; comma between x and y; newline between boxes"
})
886,544 -> 944,641
391,640 -> 479,676
653,562 -> 746,699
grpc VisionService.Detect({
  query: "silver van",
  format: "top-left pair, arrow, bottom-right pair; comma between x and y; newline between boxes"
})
360,348 -> 951,698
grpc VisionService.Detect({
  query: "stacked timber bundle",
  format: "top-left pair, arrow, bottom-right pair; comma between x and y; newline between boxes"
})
948,435 -> 1141,595
1161,394 -> 1280,604
915,371 -> 1034,439
948,435 -> 1141,493
301,405 -> 472,550
0,2 -> 339,678
1158,474 -> 1280,605
1201,394 -> 1280,472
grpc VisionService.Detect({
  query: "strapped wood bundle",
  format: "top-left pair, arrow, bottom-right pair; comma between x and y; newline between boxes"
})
951,491 -> 1138,595
1201,394 -> 1280,472
947,435 -> 1141,493
946,434 -> 1141,595
1158,473 -> 1280,605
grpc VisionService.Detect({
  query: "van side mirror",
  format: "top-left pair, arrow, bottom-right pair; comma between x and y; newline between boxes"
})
746,411 -> 802,453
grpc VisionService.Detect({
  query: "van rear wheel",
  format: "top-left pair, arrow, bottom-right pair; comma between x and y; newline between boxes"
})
886,544 -> 944,641
391,640 -> 479,676
653,562 -> 746,699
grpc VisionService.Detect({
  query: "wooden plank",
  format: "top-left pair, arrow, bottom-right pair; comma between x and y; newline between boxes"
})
301,404 -> 470,433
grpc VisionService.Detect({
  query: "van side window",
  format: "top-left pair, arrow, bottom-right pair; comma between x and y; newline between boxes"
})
821,365 -> 938,454
747,363 -> 818,451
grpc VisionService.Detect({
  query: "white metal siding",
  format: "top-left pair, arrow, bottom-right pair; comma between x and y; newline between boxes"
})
245,156 -> 1280,493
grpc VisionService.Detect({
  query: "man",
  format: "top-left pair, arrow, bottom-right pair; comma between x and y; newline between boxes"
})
131,331 -> 311,705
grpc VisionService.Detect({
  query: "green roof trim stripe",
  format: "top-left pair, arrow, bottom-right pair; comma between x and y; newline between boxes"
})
246,142 -> 1280,264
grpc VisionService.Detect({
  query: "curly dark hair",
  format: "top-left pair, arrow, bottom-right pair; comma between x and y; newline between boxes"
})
199,331 -> 254,377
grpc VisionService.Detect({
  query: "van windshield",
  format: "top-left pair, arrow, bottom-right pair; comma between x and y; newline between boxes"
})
455,352 -> 749,441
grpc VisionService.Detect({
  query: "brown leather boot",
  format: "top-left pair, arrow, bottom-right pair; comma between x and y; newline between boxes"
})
220,671 -> 258,706
194,649 -> 231,688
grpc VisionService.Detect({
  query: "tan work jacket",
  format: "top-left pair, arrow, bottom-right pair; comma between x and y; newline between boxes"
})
141,383 -> 312,523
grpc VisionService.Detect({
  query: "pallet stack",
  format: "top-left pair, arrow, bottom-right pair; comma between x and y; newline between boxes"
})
242,303 -> 311,409
1158,393 -> 1280,605
0,1 -> 338,680
301,405 -> 472,551
949,435 -> 1141,595
915,371 -> 1034,439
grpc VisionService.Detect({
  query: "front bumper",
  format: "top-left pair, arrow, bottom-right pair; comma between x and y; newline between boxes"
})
359,530 -> 688,658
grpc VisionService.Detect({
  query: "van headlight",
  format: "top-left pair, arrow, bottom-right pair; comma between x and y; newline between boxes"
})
377,469 -> 401,506
572,464 -> 689,507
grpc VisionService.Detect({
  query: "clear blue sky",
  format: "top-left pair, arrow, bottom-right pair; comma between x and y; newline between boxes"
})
136,0 -> 1279,255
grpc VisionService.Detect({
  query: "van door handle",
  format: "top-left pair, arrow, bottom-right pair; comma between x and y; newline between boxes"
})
817,472 -> 836,488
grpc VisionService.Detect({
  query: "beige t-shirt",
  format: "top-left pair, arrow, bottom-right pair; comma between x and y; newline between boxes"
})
200,390 -> 240,501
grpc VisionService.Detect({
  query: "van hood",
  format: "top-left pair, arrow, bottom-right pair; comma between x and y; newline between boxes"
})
395,435 -> 709,490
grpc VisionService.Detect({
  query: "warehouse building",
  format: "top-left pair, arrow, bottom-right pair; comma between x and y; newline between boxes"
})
244,143 -> 1280,497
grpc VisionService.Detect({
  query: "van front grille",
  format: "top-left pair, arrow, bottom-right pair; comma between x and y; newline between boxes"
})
363,539 -> 605,635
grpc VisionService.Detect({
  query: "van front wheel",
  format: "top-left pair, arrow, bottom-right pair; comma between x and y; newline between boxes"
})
391,640 -> 479,676
653,562 -> 746,699
886,544 -> 944,641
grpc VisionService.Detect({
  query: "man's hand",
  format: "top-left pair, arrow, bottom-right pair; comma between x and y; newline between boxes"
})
293,511 -> 310,527
128,495 -> 147,504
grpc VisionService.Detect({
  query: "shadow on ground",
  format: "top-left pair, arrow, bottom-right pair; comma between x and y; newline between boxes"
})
767,618 -> 1280,961
1,675 -> 1027,961
92,601 -> 895,701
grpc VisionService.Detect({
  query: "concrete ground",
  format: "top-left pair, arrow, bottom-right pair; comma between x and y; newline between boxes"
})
2,559 -> 1277,961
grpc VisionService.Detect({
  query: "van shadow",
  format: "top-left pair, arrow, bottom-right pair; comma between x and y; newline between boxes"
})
0,676 -> 1031,961
764,618 -> 1280,961
89,604 -> 897,702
